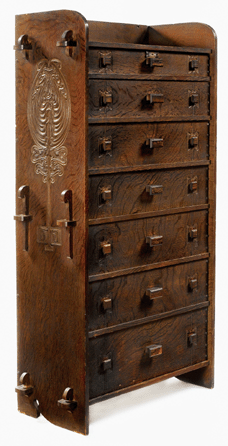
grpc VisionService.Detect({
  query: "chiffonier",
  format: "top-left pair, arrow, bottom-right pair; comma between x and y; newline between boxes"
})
14,10 -> 217,435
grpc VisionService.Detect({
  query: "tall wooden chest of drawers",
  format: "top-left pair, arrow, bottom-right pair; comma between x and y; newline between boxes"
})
14,10 -> 217,435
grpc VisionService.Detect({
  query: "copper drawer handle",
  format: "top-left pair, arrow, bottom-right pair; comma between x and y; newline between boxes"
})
99,51 -> 112,67
189,58 -> 199,71
146,235 -> 163,247
100,241 -> 112,255
188,227 -> 198,240
145,51 -> 163,68
188,277 -> 198,290
100,137 -> 112,152
146,344 -> 162,358
146,93 -> 164,104
145,286 -> 163,301
146,185 -> 163,195
189,135 -> 199,148
99,90 -> 113,106
100,187 -> 112,202
146,138 -> 163,149
189,179 -> 198,193
189,93 -> 199,106
101,297 -> 112,311
101,358 -> 112,371
188,331 -> 197,346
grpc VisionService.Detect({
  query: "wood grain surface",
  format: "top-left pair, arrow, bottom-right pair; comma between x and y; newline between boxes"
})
88,210 -> 208,275
89,47 -> 209,80
89,80 -> 209,120
89,308 -> 208,398
15,10 -> 89,434
88,122 -> 209,171
89,167 -> 208,219
88,259 -> 208,331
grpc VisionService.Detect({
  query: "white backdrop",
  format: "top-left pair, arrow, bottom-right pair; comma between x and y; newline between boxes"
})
1,1 -> 227,445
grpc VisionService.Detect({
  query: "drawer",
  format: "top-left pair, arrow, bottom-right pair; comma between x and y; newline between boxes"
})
89,167 -> 208,220
89,80 -> 209,120
88,210 -> 208,275
88,122 -> 209,171
89,308 -> 208,398
88,259 -> 208,331
89,48 -> 209,79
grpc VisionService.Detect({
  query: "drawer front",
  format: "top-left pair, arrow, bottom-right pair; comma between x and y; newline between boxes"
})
88,259 -> 208,331
89,167 -> 208,219
89,308 -> 208,398
88,122 -> 209,171
89,80 -> 209,120
89,49 -> 209,79
88,210 -> 208,276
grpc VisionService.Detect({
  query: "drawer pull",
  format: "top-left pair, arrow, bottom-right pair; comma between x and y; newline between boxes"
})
146,344 -> 162,358
188,227 -> 198,240
146,93 -> 164,104
188,331 -> 197,346
189,179 -> 198,193
189,135 -> 199,148
145,51 -> 163,68
189,93 -> 199,106
101,297 -> 112,311
145,286 -> 163,301
99,51 -> 112,67
57,387 -> 77,412
146,185 -> 163,195
146,138 -> 163,149
101,358 -> 112,371
99,90 -> 113,106
188,277 -> 198,290
146,235 -> 163,247
101,188 -> 112,202
100,241 -> 112,255
100,137 -> 112,152
189,59 -> 199,71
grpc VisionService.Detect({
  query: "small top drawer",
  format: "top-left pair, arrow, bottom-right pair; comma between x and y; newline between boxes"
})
89,47 -> 209,79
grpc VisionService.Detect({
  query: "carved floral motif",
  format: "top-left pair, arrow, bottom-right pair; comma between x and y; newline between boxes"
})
27,59 -> 71,183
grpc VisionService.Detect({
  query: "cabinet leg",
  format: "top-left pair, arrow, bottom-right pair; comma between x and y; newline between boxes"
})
17,393 -> 40,418
177,363 -> 214,389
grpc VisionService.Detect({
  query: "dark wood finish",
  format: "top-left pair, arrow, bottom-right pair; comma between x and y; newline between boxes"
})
89,80 -> 209,121
88,259 -> 208,331
89,167 -> 208,219
89,308 -> 208,399
15,10 -> 89,435
88,122 -> 209,171
89,47 -> 209,80
89,359 -> 210,404
15,14 -> 216,435
88,210 -> 208,275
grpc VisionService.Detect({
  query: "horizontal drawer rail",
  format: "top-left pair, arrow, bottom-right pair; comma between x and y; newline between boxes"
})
88,301 -> 209,338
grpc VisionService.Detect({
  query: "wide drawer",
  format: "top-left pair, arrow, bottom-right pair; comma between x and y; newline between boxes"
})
88,122 -> 209,171
89,48 -> 209,79
89,308 -> 208,399
89,167 -> 208,220
88,259 -> 208,331
88,210 -> 208,276
89,80 -> 209,120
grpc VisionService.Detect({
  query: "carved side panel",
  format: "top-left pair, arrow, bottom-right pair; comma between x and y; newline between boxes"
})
15,10 -> 89,434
